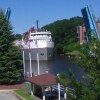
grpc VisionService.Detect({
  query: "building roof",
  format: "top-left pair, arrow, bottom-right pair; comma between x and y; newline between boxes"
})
25,73 -> 57,87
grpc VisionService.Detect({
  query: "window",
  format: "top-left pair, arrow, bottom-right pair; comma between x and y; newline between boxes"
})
49,53 -> 51,56
40,53 -> 44,56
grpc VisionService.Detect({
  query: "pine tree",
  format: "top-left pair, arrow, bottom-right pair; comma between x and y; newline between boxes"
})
0,9 -> 22,84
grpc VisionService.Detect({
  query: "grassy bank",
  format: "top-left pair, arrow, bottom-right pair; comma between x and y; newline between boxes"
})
15,88 -> 33,100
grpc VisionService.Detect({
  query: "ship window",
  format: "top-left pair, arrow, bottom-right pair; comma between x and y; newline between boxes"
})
49,53 -> 51,56
29,40 -> 33,42
40,53 -> 44,56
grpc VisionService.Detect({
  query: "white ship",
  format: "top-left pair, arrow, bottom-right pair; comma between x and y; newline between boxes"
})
20,27 -> 54,61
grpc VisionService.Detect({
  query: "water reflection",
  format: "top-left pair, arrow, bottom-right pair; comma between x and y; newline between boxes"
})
24,55 -> 86,82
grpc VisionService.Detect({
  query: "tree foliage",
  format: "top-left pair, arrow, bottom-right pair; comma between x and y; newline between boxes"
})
42,16 -> 83,54
57,73 -> 71,87
0,9 -> 22,84
13,33 -> 22,40
56,39 -> 100,99
67,39 -> 100,99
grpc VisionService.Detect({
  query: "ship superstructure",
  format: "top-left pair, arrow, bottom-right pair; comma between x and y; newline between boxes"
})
20,27 -> 54,61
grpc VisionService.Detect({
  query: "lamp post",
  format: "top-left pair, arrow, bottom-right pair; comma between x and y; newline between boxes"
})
64,87 -> 67,100
58,82 -> 61,100
35,39 -> 40,75
57,74 -> 61,100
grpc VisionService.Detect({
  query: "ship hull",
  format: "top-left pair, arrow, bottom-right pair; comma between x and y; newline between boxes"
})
21,47 -> 54,61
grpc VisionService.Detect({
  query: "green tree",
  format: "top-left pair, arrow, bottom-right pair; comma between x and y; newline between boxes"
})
57,73 -> 76,100
57,73 -> 71,87
42,17 -> 83,54
68,39 -> 100,99
14,33 -> 22,40
0,9 -> 22,84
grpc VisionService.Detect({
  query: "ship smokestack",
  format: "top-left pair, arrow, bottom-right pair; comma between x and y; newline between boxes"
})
36,20 -> 39,30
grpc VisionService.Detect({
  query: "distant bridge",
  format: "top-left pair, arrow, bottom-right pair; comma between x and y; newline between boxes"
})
81,6 -> 100,42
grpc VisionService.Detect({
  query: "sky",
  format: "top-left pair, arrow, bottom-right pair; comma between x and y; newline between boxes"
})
0,0 -> 100,34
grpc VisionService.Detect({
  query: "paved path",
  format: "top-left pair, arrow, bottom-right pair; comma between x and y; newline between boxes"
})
0,90 -> 20,100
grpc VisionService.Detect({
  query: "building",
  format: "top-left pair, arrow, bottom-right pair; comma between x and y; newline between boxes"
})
77,25 -> 86,45
77,22 -> 100,44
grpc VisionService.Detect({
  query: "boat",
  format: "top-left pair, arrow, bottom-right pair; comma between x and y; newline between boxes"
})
20,26 -> 54,61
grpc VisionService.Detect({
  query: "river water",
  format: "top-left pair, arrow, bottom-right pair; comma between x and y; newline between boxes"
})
24,55 -> 86,83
